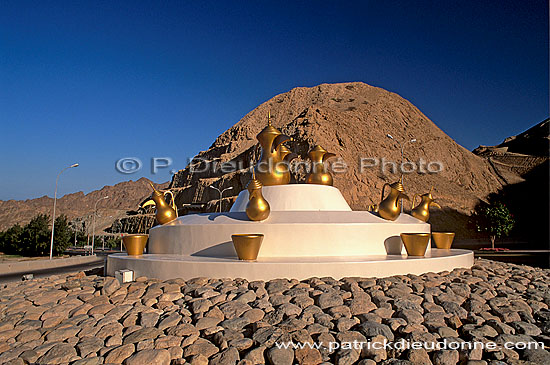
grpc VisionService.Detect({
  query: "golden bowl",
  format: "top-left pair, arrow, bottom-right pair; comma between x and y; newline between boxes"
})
122,234 -> 148,256
432,232 -> 455,249
400,233 -> 430,256
231,234 -> 264,261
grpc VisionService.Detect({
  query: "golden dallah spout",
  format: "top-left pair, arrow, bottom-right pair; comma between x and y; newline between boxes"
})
254,111 -> 294,186
306,145 -> 336,186
141,182 -> 178,225
278,144 -> 298,163
378,176 -> 410,221
411,186 -> 441,222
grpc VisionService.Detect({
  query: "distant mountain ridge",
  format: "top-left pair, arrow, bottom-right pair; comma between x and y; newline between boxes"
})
0,178 -> 168,232
473,119 -> 549,178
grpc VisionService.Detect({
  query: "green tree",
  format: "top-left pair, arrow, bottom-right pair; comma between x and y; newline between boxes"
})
53,215 -> 72,255
472,201 -> 515,249
105,236 -> 122,250
20,214 -> 51,256
0,224 -> 23,255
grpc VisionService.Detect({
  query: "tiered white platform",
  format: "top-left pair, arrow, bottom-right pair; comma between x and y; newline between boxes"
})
107,250 -> 473,281
107,185 -> 474,280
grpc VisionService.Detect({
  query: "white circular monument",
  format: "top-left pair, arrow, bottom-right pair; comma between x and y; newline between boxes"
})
107,184 -> 473,280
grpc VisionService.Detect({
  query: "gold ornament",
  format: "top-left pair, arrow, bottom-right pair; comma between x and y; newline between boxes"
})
305,145 -> 336,186
411,187 -> 441,222
141,183 -> 178,225
254,111 -> 293,185
245,170 -> 270,221
122,234 -> 148,256
378,177 -> 410,221
231,234 -> 264,260
400,233 -> 430,256
432,232 -> 455,249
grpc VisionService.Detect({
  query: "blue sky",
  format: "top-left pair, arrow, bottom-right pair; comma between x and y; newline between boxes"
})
1,0 -> 548,200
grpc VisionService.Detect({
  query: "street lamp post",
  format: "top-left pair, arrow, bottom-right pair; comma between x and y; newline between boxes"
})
49,163 -> 79,260
386,134 -> 416,212
208,185 -> 234,213
92,196 -> 109,255
386,134 -> 416,165
102,216 -> 113,251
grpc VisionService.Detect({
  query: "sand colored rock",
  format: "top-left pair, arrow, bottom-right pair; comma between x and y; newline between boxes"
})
169,82 -> 509,237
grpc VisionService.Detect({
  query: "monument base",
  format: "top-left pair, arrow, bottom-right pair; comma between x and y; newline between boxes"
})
106,249 -> 474,281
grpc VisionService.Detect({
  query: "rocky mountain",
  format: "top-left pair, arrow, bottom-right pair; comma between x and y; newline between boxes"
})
0,178 -> 168,232
7,83 -> 542,240
167,82 -> 516,237
473,119 -> 549,177
472,119 -> 549,244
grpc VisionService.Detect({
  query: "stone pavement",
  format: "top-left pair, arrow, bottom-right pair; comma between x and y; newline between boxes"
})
0,259 -> 549,364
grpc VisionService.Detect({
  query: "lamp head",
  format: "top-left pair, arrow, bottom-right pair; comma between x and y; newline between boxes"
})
411,138 -> 417,143
70,163 -> 79,168
386,134 -> 394,139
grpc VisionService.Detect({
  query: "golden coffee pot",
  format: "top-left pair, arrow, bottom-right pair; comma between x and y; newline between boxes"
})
305,145 -> 336,186
378,177 -> 410,221
245,170 -> 270,221
254,112 -> 293,186
277,144 -> 298,163
141,183 -> 178,225
411,187 -> 441,222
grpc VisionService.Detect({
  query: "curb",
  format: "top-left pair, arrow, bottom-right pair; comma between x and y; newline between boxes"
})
0,255 -> 104,276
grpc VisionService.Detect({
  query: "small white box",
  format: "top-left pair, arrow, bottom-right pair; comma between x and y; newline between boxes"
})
115,269 -> 134,283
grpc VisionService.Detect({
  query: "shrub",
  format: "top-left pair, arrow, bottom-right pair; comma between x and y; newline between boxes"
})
472,201 -> 515,249
0,224 -> 23,255
19,214 -> 51,256
53,215 -> 72,255
0,214 -> 75,257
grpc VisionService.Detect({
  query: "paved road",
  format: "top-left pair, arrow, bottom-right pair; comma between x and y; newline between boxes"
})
0,258 -> 106,284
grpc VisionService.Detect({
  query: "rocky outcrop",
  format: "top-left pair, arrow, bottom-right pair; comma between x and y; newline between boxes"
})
473,119 -> 549,179
473,119 -> 549,244
168,82 -> 512,237
0,178 -> 168,232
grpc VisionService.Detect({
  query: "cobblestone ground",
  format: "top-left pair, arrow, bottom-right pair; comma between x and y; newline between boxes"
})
1,259 -> 549,365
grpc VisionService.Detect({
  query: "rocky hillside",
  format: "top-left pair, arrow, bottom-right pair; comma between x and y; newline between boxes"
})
473,119 -> 549,178
0,178 -> 168,232
473,119 -> 549,244
168,82 -> 512,237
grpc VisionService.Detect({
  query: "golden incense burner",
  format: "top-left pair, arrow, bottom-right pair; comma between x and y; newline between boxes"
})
122,234 -> 148,256
254,112 -> 293,186
245,169 -> 271,221
400,233 -> 430,256
411,187 -> 441,222
432,232 -> 455,249
142,183 -> 178,225
378,177 -> 410,221
231,234 -> 264,261
306,145 -> 336,186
